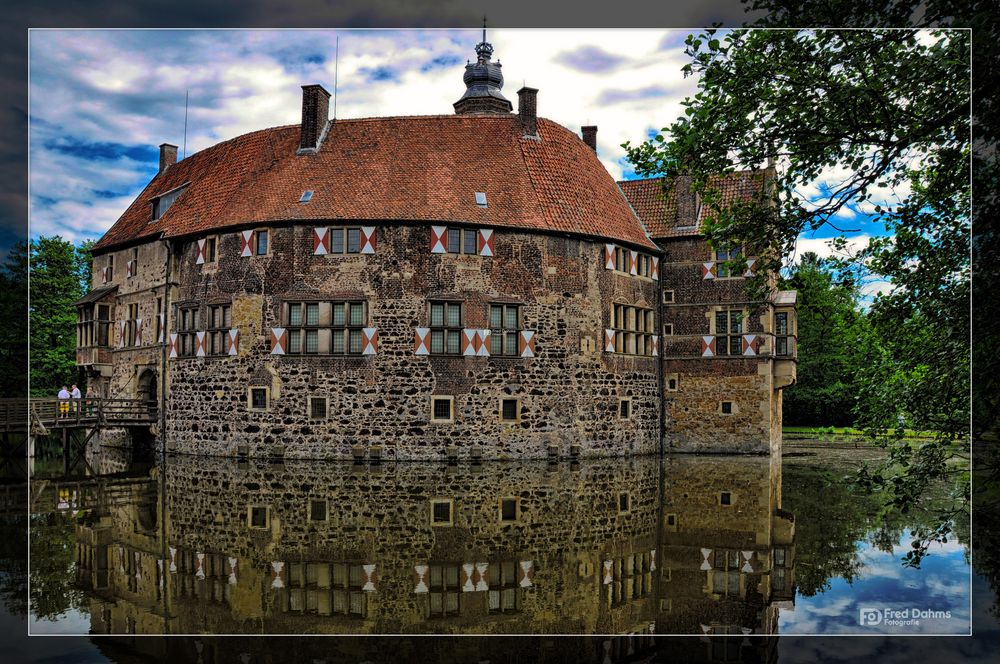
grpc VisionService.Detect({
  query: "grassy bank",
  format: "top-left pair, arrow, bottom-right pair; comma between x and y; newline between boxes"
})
783,425 -> 939,439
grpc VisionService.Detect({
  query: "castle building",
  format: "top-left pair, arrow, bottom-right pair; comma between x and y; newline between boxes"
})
75,35 -> 796,460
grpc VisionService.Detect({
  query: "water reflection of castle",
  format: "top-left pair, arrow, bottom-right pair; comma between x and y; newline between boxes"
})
74,452 -> 794,648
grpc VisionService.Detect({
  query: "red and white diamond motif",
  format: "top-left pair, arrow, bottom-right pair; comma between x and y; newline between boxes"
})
270,328 -> 286,355
360,226 -> 377,254
270,561 -> 285,589
604,244 -> 615,270
477,329 -> 491,357
228,557 -> 238,585
313,227 -> 329,255
701,336 -> 716,357
605,329 -> 616,353
702,262 -> 716,280
602,560 -> 614,585
430,226 -> 447,253
195,239 -> 206,264
168,333 -> 178,359
134,318 -> 143,346
240,230 -> 254,257
414,327 -> 430,355
477,229 -> 494,256
651,256 -> 659,280
226,329 -> 239,356
361,564 -> 378,592
518,560 -> 534,588
195,331 -> 207,357
629,250 -> 638,275
362,327 -> 378,355
742,334 -> 758,356
413,564 -> 429,593
519,330 -> 536,358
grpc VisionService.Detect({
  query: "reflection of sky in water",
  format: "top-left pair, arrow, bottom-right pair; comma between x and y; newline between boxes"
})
779,529 -> 970,634
30,607 -> 93,635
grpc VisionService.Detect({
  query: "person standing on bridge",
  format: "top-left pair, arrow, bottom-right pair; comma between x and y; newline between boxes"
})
70,384 -> 82,414
57,386 -> 70,418
85,385 -> 96,415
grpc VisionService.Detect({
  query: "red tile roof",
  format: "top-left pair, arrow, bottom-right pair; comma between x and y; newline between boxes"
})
618,170 -> 770,240
94,115 -> 658,253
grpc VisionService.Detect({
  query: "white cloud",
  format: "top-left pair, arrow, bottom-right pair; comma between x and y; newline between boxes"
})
793,233 -> 873,263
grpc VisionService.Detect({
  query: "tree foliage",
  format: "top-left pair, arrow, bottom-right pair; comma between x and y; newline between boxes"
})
0,241 -> 29,399
781,252 -> 864,427
623,25 -> 970,562
29,236 -> 88,397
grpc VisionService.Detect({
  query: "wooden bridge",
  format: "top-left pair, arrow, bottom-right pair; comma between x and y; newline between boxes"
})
0,398 -> 158,474
0,398 -> 157,435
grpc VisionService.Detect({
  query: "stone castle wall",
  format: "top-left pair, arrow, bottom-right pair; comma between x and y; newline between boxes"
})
659,236 -> 783,454
162,224 -> 660,460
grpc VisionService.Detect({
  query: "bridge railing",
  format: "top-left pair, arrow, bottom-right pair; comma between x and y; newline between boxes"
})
0,398 -> 157,432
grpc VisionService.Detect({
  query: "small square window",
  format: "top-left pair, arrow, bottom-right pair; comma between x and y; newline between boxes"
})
721,401 -> 733,415
500,497 -> 519,522
474,192 -> 487,207
206,236 -> 218,263
463,228 -> 478,254
663,323 -> 673,336
619,398 -> 631,419
249,387 -> 269,411
447,228 -> 461,253
662,290 -> 674,304
666,374 -> 679,392
309,499 -> 328,522
300,190 -> 314,203
618,493 -> 630,512
431,396 -> 454,423
309,397 -> 327,420
430,499 -> 453,526
719,492 -> 732,506
666,513 -> 677,527
248,506 -> 269,529
500,398 -> 519,423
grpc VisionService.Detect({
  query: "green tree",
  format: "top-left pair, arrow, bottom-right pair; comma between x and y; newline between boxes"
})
0,241 -> 29,399
29,236 -> 84,397
622,28 -> 970,560
781,252 -> 864,427
75,239 -> 95,294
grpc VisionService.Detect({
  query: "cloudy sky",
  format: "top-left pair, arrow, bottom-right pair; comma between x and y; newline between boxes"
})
27,28 -> 891,284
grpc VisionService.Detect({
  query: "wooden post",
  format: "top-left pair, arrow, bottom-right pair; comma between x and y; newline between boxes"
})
62,427 -> 70,475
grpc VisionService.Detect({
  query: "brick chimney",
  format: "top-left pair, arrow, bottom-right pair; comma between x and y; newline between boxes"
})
299,84 -> 331,152
158,143 -> 178,173
517,87 -> 538,137
581,126 -> 597,152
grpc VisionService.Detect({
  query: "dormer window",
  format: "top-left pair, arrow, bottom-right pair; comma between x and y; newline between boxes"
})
475,192 -> 487,207
151,184 -> 188,221
299,190 -> 314,204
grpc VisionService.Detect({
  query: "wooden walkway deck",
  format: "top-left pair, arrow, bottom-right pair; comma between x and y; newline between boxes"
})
0,398 -> 157,435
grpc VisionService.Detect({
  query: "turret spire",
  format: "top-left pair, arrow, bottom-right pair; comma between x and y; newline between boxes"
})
454,21 -> 512,115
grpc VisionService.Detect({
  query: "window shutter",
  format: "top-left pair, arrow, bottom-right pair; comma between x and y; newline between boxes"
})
651,336 -> 659,357
462,328 -> 477,356
430,226 -> 447,253
101,266 -> 109,284
701,335 -> 716,357
477,329 -> 491,357
700,548 -> 714,570
270,561 -> 285,589
313,227 -> 329,255
602,560 -> 614,585
741,551 -> 756,573
195,239 -> 206,264
134,318 -> 143,346
477,229 -> 494,256
413,564 -> 429,593
414,327 -> 430,355
629,250 -> 639,275
195,331 -> 207,357
168,546 -> 177,572
240,230 -> 254,257
518,330 -> 536,358
604,244 -> 615,270
270,328 -> 287,355
227,557 -> 238,585
650,550 -> 657,571
127,259 -> 136,277
742,334 -> 757,356
605,329 -> 616,353
517,560 -> 534,588
475,562 -> 489,591
362,327 -> 378,355
226,329 -> 240,356
158,314 -> 165,344
461,563 -> 475,592
360,226 -> 377,254
743,258 -> 756,277
702,262 -> 716,280
195,552 -> 205,579
169,333 -> 178,358
651,256 -> 660,280
118,321 -> 126,348
362,564 -> 378,591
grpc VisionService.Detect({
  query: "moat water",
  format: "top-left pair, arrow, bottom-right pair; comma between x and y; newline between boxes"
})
3,438 -> 994,662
